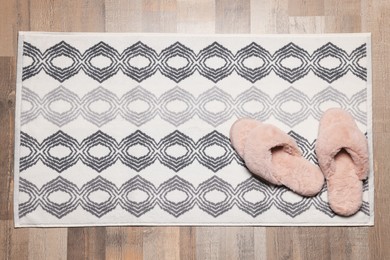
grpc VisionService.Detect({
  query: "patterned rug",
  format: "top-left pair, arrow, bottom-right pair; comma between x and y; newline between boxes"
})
14,32 -> 373,226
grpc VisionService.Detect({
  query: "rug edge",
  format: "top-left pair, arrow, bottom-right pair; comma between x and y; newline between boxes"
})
366,33 -> 375,226
12,33 -> 374,227
17,31 -> 372,39
13,32 -> 25,227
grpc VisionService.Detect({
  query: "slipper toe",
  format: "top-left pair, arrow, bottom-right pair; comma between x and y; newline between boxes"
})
273,150 -> 324,196
327,151 -> 363,216
244,124 -> 324,195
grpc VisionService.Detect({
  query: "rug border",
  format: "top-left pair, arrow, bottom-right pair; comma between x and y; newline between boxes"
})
15,31 -> 372,40
367,33 -> 375,226
14,32 -> 25,227
13,32 -> 374,227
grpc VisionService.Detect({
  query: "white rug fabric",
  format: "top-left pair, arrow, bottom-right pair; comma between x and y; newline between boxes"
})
14,32 -> 373,226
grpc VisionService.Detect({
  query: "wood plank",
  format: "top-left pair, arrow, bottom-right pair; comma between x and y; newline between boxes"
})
0,57 -> 16,221
250,0 -> 289,33
367,3 -> 390,258
16,0 -> 31,32
271,227 -> 367,260
288,16 -> 325,33
105,0 -> 143,32
28,228 -> 68,260
142,227 -> 181,259
369,133 -> 390,259
196,227 -> 226,259
216,0 -> 251,33
179,227 -> 196,260
267,227 -> 332,260
266,227 -> 296,260
105,227 -> 144,260
295,228 -> 330,260
288,0 -> 324,16
365,0 -> 390,133
196,227 -> 257,259
328,227 -> 369,260
141,0 -> 178,33
67,227 -> 106,260
0,0 -> 16,55
0,220 -> 29,260
324,0 -> 361,16
176,0 -> 215,33
224,227 -> 255,260
253,227 -> 267,259
29,0 -> 105,31
325,15 -> 361,33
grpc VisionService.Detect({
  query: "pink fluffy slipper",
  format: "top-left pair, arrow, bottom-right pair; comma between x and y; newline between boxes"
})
229,118 -> 262,159
230,119 -> 324,197
315,108 -> 369,216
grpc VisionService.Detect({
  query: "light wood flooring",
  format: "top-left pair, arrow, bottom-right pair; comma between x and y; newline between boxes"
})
0,0 -> 389,259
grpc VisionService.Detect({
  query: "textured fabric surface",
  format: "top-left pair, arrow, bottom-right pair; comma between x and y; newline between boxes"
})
14,32 -> 373,226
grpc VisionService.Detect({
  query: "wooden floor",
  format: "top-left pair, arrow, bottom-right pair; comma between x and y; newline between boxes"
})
1,0 -> 389,259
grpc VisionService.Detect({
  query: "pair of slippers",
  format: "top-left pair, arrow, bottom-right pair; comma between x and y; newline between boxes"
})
230,108 -> 369,216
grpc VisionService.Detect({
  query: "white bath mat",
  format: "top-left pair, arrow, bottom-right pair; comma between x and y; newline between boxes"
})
14,32 -> 373,226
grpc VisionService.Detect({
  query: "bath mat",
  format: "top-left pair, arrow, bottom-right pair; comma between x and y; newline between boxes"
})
14,32 -> 373,226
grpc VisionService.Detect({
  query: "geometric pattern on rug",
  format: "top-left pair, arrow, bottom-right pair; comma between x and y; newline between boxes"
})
18,175 -> 369,219
22,41 -> 367,83
21,86 -> 367,127
16,33 -> 372,226
20,130 -> 322,173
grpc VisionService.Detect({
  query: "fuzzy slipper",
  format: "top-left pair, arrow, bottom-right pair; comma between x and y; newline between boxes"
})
316,108 -> 369,216
243,123 -> 324,196
229,118 -> 262,159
